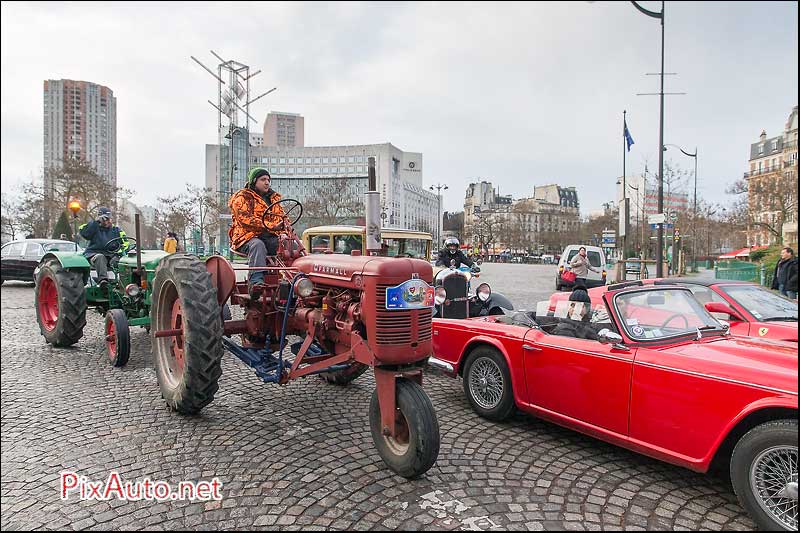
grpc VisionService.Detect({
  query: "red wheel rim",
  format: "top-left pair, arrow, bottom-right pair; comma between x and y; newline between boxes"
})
38,276 -> 59,331
106,317 -> 117,360
170,299 -> 186,374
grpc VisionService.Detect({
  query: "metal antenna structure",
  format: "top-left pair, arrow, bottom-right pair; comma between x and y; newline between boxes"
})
190,51 -> 276,251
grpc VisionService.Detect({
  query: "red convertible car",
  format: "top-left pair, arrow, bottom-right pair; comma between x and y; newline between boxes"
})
549,278 -> 798,342
430,283 -> 797,531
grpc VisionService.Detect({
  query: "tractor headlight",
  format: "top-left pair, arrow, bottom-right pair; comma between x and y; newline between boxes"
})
435,287 -> 447,306
125,283 -> 141,297
476,283 -> 491,302
294,278 -> 314,298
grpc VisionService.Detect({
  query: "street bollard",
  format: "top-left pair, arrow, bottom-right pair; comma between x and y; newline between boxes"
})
759,264 -> 765,286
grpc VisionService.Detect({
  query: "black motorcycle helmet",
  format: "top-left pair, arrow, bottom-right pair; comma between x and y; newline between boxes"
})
445,237 -> 460,255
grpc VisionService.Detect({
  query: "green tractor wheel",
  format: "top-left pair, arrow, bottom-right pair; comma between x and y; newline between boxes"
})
35,258 -> 87,347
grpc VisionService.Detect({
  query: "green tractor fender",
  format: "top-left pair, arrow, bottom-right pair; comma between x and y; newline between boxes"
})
39,252 -> 91,283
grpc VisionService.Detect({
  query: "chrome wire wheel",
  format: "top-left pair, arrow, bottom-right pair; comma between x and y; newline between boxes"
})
750,444 -> 798,530
468,357 -> 504,410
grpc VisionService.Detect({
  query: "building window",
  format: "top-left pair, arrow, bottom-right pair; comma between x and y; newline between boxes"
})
314,157 -> 320,164
323,157 -> 329,164
279,167 -> 286,174
758,144 -> 764,155
289,167 -> 295,174
772,140 -> 778,151
279,158 -> 286,164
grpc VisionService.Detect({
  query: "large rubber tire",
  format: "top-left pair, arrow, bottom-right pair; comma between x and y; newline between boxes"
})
105,309 -> 130,367
150,253 -> 224,415
35,258 -> 87,347
730,419 -> 797,531
462,346 -> 515,421
369,379 -> 440,479
320,363 -> 368,386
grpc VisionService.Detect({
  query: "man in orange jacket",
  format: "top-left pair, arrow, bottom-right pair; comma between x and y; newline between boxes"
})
229,167 -> 286,293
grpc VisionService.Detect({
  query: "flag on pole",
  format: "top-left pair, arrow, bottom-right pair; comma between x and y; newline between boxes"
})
624,119 -> 635,152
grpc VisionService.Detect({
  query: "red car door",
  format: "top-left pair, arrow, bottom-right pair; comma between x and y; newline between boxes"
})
522,328 -> 635,436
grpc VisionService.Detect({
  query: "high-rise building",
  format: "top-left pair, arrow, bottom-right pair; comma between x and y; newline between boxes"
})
263,111 -> 304,147
43,79 -> 117,187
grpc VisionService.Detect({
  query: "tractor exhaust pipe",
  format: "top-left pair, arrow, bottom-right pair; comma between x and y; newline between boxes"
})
365,156 -> 381,256
134,213 -> 143,283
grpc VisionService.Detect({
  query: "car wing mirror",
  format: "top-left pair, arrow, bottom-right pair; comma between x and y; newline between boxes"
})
704,302 -> 743,321
597,328 -> 623,344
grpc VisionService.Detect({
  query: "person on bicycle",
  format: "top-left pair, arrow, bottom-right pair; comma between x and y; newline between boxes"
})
79,206 -> 129,291
436,237 -> 477,270
229,167 -> 286,293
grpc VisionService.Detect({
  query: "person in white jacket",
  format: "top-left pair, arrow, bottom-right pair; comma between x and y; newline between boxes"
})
569,246 -> 600,286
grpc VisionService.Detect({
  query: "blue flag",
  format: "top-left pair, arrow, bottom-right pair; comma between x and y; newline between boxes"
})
624,119 -> 635,152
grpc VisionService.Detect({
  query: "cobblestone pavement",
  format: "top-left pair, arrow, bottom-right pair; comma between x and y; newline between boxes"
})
1,277 -> 755,531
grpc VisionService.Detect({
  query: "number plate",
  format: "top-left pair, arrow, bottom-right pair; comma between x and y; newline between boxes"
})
385,279 -> 434,310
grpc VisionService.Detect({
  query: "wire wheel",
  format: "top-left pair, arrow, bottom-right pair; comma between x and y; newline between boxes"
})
750,445 -> 798,530
468,356 -> 504,410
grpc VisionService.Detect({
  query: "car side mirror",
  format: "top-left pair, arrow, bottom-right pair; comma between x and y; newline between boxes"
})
704,302 -> 743,322
597,328 -> 623,344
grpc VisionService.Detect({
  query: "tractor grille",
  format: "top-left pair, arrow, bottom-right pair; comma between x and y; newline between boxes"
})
375,284 -> 432,345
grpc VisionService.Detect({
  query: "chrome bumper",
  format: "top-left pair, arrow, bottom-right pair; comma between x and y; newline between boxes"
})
426,356 -> 456,377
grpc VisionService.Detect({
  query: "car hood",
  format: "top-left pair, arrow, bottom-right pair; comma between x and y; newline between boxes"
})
662,335 -> 798,394
750,320 -> 798,342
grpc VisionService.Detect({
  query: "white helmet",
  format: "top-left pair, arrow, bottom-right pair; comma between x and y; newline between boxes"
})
445,237 -> 459,253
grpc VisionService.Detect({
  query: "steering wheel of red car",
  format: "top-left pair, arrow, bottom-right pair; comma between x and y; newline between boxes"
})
660,313 -> 689,329
263,198 -> 303,229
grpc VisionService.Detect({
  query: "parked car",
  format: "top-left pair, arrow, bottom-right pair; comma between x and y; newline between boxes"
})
556,244 -> 607,290
429,284 -> 797,531
1,239 -> 82,284
549,278 -> 798,342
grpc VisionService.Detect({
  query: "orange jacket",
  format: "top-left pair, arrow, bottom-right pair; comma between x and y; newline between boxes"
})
228,187 -> 285,250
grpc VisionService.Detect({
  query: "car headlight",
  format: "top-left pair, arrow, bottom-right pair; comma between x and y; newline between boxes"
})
435,287 -> 447,306
125,283 -> 140,297
294,278 -> 314,298
476,283 -> 491,302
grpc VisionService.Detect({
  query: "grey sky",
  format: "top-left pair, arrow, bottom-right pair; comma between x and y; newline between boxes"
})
1,1 -> 797,216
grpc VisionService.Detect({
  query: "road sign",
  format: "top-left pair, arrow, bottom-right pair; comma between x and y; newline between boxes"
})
648,213 -> 666,224
669,211 -> 677,222
650,223 -> 674,229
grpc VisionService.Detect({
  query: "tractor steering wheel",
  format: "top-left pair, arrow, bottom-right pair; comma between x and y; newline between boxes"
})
660,313 -> 689,329
105,236 -> 137,255
262,198 -> 303,229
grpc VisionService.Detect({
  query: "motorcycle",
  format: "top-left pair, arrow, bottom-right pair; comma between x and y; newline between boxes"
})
432,261 -> 513,319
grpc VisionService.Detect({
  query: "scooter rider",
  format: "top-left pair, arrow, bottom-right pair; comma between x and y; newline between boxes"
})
436,237 -> 479,271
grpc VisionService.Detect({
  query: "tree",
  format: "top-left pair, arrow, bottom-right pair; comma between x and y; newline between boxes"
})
303,178 -> 365,228
156,183 -> 223,253
1,193 -> 24,242
51,211 -> 74,240
727,168 -> 798,244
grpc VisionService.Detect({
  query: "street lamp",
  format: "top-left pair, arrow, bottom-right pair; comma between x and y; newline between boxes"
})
631,0 -> 666,277
429,183 -> 448,247
68,200 -> 81,245
664,143 -> 698,271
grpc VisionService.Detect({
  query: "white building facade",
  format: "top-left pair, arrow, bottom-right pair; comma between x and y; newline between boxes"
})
205,142 -> 438,252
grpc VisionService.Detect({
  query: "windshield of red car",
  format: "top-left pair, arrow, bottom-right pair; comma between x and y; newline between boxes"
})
720,285 -> 798,322
614,289 -> 721,341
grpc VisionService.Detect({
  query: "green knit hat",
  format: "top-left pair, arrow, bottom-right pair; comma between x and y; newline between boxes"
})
247,167 -> 271,188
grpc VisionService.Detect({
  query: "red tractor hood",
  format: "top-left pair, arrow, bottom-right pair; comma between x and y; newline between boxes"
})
658,335 -> 798,395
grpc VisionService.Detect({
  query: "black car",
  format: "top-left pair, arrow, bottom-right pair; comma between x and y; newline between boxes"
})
1,239 -> 82,284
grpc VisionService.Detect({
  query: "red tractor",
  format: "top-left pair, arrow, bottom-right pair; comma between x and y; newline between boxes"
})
149,200 -> 440,477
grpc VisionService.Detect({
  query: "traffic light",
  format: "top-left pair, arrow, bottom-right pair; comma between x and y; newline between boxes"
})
675,228 -> 680,242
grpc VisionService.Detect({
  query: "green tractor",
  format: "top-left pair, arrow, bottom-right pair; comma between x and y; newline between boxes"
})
34,215 -> 170,366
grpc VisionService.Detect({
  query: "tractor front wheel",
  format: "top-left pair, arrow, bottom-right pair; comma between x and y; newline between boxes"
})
105,309 -> 130,367
35,258 -> 87,347
369,379 -> 440,478
151,254 -> 224,414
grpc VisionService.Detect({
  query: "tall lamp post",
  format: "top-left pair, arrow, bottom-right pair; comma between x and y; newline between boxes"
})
664,144 -> 698,272
631,0 -> 666,277
429,183 -> 448,247
68,200 -> 81,246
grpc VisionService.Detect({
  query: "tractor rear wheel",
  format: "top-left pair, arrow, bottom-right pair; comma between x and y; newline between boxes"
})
151,253 -> 223,414
320,363 -> 368,386
369,379 -> 440,478
35,258 -> 87,347
105,309 -> 130,367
